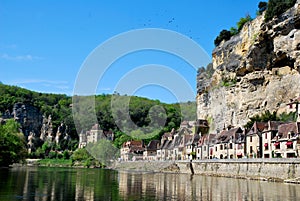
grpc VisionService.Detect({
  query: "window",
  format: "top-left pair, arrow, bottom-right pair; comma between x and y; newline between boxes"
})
203,146 -> 206,151
275,142 -> 280,149
220,145 -> 223,150
250,146 -> 253,153
286,141 -> 293,149
264,143 -> 269,150
215,146 -> 217,151
229,143 -> 233,149
265,133 -> 267,139
250,136 -> 252,142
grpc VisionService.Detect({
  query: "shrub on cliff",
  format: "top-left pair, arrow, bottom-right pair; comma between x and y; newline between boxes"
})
237,15 -> 252,31
265,0 -> 297,21
258,1 -> 268,15
214,29 -> 232,46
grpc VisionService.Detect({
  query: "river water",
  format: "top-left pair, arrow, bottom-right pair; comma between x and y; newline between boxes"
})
0,167 -> 300,201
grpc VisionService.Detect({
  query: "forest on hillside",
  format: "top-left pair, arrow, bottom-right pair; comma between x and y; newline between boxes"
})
0,83 -> 196,148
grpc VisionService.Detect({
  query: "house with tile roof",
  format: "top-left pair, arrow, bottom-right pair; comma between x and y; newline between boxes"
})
246,122 -> 268,158
78,124 -> 113,148
120,140 -> 144,161
196,134 -> 217,160
143,140 -> 160,161
261,121 -> 285,158
271,122 -> 300,158
214,127 -> 244,159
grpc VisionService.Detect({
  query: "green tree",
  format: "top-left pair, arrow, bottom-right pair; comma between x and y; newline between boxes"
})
214,29 -> 232,46
237,14 -> 252,31
258,1 -> 268,15
0,119 -> 27,167
265,0 -> 296,21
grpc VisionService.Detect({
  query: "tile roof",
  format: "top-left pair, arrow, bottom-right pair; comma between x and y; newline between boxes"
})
146,140 -> 160,151
277,122 -> 300,138
247,122 -> 268,136
216,127 -> 243,143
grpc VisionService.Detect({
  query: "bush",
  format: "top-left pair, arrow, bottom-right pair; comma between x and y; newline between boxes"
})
48,151 -> 57,159
237,15 -> 252,31
214,29 -> 232,46
57,153 -> 63,159
258,1 -> 268,15
63,150 -> 70,159
0,120 -> 27,167
265,0 -> 297,21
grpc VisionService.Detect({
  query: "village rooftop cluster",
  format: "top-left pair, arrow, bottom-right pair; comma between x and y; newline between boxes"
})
78,98 -> 300,161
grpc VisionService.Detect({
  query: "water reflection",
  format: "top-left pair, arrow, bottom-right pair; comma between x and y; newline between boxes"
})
0,167 -> 300,201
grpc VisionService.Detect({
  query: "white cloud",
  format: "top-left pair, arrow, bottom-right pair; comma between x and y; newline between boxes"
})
8,79 -> 70,93
0,53 -> 43,61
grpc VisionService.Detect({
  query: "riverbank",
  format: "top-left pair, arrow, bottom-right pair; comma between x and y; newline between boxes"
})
112,159 -> 300,184
13,158 -> 102,168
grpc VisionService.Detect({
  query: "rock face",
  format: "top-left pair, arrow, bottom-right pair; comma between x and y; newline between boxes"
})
13,103 -> 43,138
197,1 -> 300,133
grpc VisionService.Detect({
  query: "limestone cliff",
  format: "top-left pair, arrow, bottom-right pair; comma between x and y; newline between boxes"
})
197,1 -> 300,133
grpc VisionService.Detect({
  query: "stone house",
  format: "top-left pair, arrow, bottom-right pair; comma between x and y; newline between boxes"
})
246,122 -> 268,158
286,97 -> 300,122
120,140 -> 144,161
214,127 -> 244,159
143,140 -> 160,161
184,133 -> 200,160
261,121 -> 285,158
196,134 -> 217,160
157,132 -> 174,161
78,124 -> 113,148
172,135 -> 184,160
271,122 -> 300,158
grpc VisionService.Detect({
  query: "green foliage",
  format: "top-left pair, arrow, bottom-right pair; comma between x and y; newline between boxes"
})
0,83 -> 184,154
37,158 -> 73,166
258,1 -> 268,15
214,13 -> 253,47
71,148 -> 91,161
230,27 -> 238,35
214,29 -> 232,46
244,110 -> 278,129
63,150 -> 70,159
0,119 -> 27,167
265,0 -> 296,21
87,139 -> 119,166
278,111 -> 297,122
221,78 -> 237,87
244,110 -> 297,129
237,15 -> 252,31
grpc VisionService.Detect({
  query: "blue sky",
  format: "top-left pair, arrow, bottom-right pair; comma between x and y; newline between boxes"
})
0,0 -> 261,103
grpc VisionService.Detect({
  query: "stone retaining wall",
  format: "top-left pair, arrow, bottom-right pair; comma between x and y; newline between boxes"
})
177,159 -> 300,182
113,159 -> 300,182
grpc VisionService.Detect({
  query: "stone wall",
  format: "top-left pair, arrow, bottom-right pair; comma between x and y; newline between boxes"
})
113,159 -> 300,182
176,159 -> 300,182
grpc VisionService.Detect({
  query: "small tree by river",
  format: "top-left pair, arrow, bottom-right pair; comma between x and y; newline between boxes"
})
0,119 -> 27,167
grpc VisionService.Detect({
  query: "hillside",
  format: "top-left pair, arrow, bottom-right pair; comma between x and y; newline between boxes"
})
197,0 -> 300,132
0,83 -> 196,149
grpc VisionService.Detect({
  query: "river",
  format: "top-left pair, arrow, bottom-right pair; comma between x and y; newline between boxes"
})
0,167 -> 300,201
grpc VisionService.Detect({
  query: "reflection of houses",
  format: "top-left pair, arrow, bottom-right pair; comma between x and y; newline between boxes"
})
78,124 -> 114,148
120,140 -> 144,161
